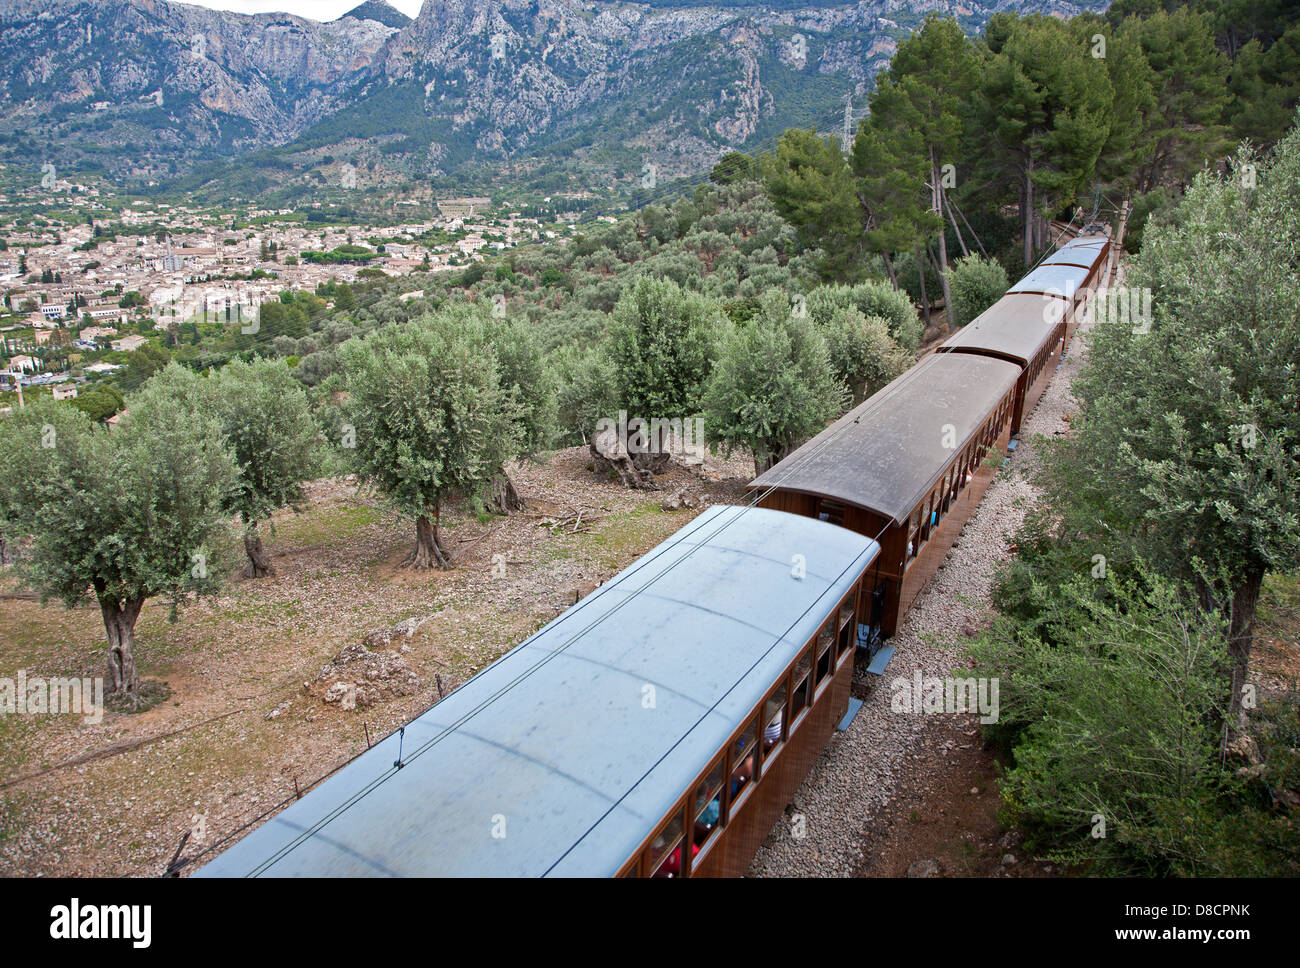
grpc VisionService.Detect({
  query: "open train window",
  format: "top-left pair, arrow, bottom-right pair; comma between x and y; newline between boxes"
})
761,683 -> 787,774
837,599 -> 855,661
728,716 -> 759,816
791,647 -> 813,725
815,621 -> 834,689
693,757 -> 725,856
645,812 -> 686,878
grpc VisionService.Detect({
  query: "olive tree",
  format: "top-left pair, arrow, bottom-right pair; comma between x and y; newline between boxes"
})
482,310 -> 557,511
205,358 -> 322,577
944,254 -> 1010,329
821,307 -> 913,405
1062,127 -> 1300,729
339,311 -> 515,569
703,289 -> 847,475
606,275 -> 721,421
0,369 -> 235,699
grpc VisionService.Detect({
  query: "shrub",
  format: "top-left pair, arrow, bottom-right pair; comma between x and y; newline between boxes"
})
945,254 -> 1009,328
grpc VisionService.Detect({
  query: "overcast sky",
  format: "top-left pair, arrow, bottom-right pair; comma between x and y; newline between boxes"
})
176,0 -> 425,21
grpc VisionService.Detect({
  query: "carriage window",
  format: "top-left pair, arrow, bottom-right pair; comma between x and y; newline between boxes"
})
733,718 -> 757,761
817,499 -> 846,527
761,684 -> 787,773
727,716 -> 759,809
694,758 -> 725,846
646,812 -> 686,878
764,684 -> 787,746
815,624 -> 834,686
838,601 -> 855,659
791,647 -> 813,722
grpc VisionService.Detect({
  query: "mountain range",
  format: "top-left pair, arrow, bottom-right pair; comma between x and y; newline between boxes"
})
0,0 -> 1108,203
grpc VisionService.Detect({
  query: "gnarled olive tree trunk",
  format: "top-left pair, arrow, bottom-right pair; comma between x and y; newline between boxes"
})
242,517 -> 275,578
589,421 -> 669,490
489,474 -> 526,514
100,596 -> 145,696
405,503 -> 451,570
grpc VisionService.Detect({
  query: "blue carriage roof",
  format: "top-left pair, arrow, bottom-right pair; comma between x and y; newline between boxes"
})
194,504 -> 878,878
1040,235 -> 1110,268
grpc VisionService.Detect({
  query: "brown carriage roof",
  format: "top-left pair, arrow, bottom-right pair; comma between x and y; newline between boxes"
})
747,353 -> 1021,525
939,293 -> 1067,365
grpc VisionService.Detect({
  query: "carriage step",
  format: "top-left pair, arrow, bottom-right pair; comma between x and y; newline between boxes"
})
865,645 -> 895,676
836,697 -> 864,732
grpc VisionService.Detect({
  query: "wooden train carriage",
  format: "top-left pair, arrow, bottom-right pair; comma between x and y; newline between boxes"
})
1040,235 -> 1109,271
1009,234 -> 1111,346
194,505 -> 880,879
939,294 -> 1068,434
747,354 -> 1021,642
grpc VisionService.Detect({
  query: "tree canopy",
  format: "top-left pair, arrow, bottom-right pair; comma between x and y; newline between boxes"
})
0,365 -> 236,697
338,309 -> 515,568
704,289 -> 846,475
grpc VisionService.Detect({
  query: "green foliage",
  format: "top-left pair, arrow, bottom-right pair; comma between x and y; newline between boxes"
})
975,115 -> 1300,876
1122,186 -> 1174,253
1129,8 -> 1231,193
819,307 -> 912,405
762,128 -> 865,282
551,344 -> 619,447
710,152 -> 761,185
69,382 -> 124,423
805,280 -> 925,354
862,15 -> 979,312
605,275 -> 722,418
302,244 -> 376,265
944,254 -> 1010,328
1227,24 -> 1300,145
255,300 -> 311,341
703,289 -> 846,474
203,358 -> 321,525
804,284 -> 914,401
120,342 -> 171,391
1071,128 -> 1300,603
0,369 -> 236,612
338,309 -> 516,519
973,13 -> 1115,262
969,572 -> 1246,874
845,279 -> 924,352
482,311 -> 557,458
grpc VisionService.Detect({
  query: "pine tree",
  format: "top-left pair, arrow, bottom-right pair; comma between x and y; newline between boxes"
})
973,13 -> 1115,264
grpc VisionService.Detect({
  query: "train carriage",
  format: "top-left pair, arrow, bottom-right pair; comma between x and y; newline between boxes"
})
1039,235 -> 1109,269
747,353 -> 1021,644
1007,234 -> 1111,345
195,504 -> 879,878
940,234 -> 1111,433
939,294 -> 1068,434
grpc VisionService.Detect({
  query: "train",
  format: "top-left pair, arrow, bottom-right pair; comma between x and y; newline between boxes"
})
194,226 -> 1115,878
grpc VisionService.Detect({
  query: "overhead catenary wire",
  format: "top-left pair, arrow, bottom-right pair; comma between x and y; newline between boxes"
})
229,395 -> 896,876
161,114 -> 1109,874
